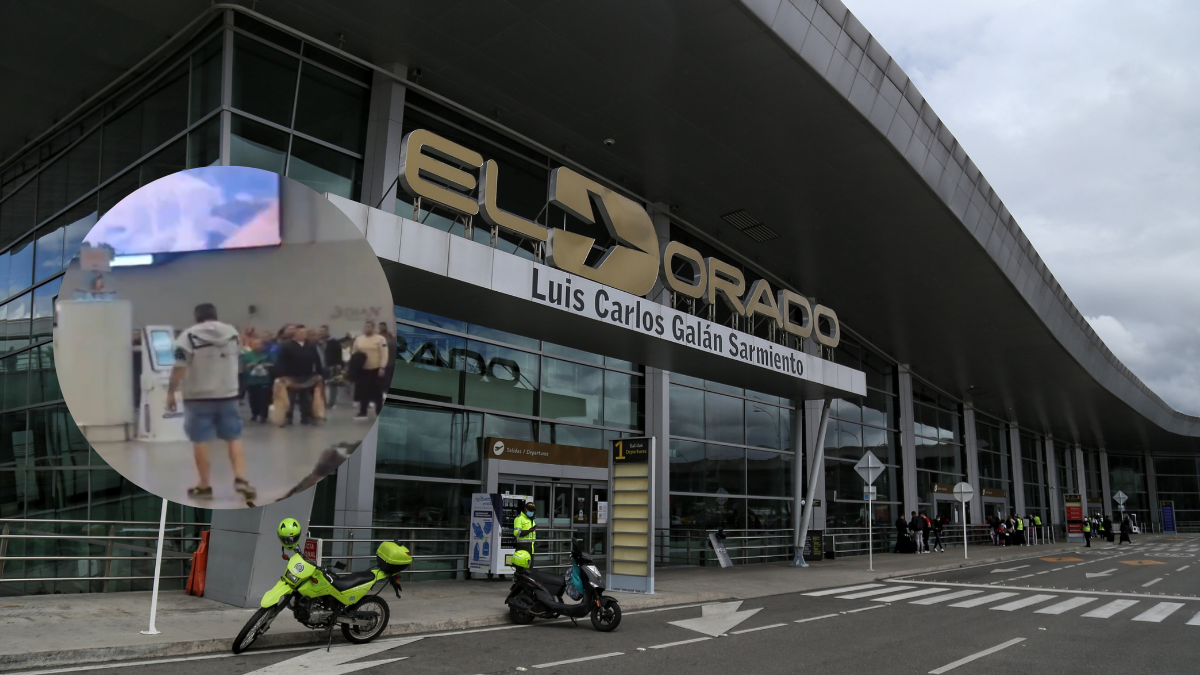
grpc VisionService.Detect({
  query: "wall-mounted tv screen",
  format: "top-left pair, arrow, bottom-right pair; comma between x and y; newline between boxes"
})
84,166 -> 282,257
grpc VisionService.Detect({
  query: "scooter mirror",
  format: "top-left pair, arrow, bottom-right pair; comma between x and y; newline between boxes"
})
334,561 -> 347,571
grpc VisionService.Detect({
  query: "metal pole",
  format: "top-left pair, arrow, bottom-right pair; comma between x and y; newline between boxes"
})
140,498 -> 168,636
963,505 -> 968,560
792,399 -> 831,568
867,500 -> 873,572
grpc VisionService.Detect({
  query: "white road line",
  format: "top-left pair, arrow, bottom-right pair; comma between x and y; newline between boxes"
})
648,637 -> 711,649
1179,565 -> 1191,571
420,625 -> 528,637
624,603 -> 713,616
844,605 -> 887,614
837,585 -> 916,599
803,584 -> 883,596
532,653 -> 623,668
991,595 -> 1058,612
872,587 -> 953,602
1187,611 -> 1200,626
912,590 -> 983,605
949,592 -> 1019,608
891,580 -> 1200,602
928,637 -> 1026,674
730,623 -> 787,634
1131,602 -> 1184,623
1082,599 -> 1140,618
1143,578 -> 1162,587
1035,597 -> 1098,615
5,645 -> 344,675
795,613 -> 841,624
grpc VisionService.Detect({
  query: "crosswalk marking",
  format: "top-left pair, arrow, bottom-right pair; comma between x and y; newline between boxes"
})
802,584 -> 883,597
837,585 -> 916,599
1187,611 -> 1200,626
1082,599 -> 1139,618
950,592 -> 1019,608
1132,602 -> 1184,623
911,590 -> 983,605
871,588 -> 952,602
991,594 -> 1057,612
1035,597 -> 1098,615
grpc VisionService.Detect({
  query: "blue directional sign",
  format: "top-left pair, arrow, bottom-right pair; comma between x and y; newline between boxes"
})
1160,501 -> 1177,534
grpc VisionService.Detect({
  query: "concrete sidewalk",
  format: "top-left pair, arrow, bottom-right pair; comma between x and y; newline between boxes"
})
0,537 -> 1121,672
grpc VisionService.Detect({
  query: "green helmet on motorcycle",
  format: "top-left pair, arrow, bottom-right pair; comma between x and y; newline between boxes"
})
277,518 -> 302,548
511,549 -> 532,569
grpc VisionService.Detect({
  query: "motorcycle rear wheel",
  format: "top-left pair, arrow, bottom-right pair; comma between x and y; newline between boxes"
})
590,601 -> 621,632
341,596 -> 390,644
509,605 -> 535,624
233,604 -> 282,654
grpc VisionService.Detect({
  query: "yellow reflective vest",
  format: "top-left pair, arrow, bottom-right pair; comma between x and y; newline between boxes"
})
514,513 -> 536,544
1033,516 -> 1042,526
1084,522 -> 1091,533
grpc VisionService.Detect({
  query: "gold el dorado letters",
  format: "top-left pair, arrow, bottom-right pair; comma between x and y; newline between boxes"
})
397,129 -> 840,348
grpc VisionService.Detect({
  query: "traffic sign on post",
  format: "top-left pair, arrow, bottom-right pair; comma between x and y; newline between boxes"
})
854,451 -> 885,485
855,451 -> 884,572
1113,491 -> 1128,513
953,482 -> 973,560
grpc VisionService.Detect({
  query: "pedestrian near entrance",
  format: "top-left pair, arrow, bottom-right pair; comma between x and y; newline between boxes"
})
514,501 -> 538,554
909,511 -> 924,554
1104,515 -> 1115,543
894,514 -> 910,553
168,303 -> 256,502
931,515 -> 945,552
1014,512 -> 1025,546
1083,519 -> 1092,547
1119,516 -> 1132,544
352,320 -> 389,420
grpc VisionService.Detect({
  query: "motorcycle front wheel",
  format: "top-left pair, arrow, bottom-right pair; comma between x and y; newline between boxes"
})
233,604 -> 283,654
342,596 -> 390,644
590,601 -> 621,632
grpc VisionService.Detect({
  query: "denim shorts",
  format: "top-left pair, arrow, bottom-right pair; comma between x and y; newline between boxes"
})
183,399 -> 243,442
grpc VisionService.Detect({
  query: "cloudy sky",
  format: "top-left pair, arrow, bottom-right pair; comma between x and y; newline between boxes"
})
846,0 -> 1200,416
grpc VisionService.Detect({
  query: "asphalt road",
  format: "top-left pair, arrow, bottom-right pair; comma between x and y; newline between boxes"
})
14,535 -> 1198,675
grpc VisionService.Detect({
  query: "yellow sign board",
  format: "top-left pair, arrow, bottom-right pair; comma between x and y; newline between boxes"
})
1120,560 -> 1166,566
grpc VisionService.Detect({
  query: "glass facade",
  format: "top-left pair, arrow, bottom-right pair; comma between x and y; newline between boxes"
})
1108,454 -> 1150,525
667,372 -> 794,532
825,336 -> 900,528
1153,456 -> 1200,524
374,305 -> 644,532
911,380 -> 964,519
975,414 -> 1014,516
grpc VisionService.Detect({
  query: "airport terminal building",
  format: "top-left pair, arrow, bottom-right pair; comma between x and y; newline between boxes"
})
2,1 -> 1200,594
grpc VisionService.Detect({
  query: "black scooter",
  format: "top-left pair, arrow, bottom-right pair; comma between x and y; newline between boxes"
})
505,538 -> 622,631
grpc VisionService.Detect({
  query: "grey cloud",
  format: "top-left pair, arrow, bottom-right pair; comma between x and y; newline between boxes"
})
847,0 -> 1200,414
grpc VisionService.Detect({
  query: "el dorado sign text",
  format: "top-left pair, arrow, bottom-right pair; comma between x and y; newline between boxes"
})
398,129 -> 840,348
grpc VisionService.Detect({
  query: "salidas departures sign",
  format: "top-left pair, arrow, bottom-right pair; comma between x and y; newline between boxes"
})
398,129 -> 841,348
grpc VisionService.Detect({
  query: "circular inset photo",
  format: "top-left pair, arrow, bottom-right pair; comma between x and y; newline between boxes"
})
54,167 -> 393,508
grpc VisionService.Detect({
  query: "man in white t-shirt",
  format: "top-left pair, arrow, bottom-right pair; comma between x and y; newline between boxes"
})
167,303 -> 256,502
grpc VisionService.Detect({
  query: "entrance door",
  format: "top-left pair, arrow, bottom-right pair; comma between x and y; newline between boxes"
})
983,498 -> 1007,521
498,478 -> 609,570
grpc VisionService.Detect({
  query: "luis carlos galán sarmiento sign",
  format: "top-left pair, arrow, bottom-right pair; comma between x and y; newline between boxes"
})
396,129 -> 842,378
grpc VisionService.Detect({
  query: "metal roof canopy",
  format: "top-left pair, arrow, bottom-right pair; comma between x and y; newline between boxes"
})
4,0 -> 1198,454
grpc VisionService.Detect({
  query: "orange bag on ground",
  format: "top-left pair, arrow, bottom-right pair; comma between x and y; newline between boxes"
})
186,530 -> 210,596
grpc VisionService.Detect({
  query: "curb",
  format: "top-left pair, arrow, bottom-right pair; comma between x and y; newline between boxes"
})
0,591 -> 732,673
0,544 -> 1099,672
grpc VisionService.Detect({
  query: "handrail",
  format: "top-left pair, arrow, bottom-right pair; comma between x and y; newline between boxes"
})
0,518 -> 208,593
656,528 -> 795,566
306,525 -> 586,578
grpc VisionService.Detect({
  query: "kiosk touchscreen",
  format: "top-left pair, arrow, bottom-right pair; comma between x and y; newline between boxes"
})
138,325 -> 188,442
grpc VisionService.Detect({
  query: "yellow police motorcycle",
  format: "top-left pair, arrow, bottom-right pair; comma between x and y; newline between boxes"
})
232,519 -> 412,654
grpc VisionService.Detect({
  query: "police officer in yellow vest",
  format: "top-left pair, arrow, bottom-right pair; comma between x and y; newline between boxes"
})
1083,519 -> 1092,547
514,501 -> 537,554
1015,512 -> 1025,545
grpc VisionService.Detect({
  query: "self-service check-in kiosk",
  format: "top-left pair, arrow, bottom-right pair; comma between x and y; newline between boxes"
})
138,325 -> 188,442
